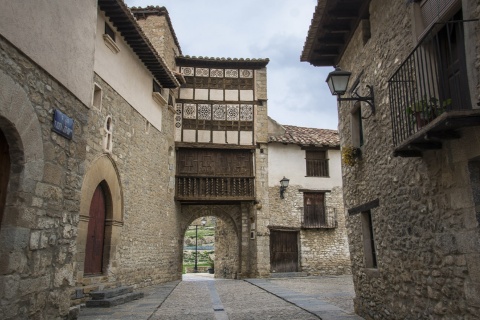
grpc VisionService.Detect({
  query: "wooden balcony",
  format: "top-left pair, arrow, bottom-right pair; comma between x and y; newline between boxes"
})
389,20 -> 480,157
175,176 -> 255,202
301,207 -> 337,229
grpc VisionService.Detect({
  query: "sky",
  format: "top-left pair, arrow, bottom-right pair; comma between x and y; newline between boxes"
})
125,0 -> 339,130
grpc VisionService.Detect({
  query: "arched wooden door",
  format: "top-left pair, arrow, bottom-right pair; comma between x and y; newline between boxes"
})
84,184 -> 106,275
0,130 -> 10,229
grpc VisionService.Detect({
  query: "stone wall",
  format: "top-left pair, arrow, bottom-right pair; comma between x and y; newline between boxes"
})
76,73 -> 180,288
0,35 -> 88,319
267,185 -> 351,275
337,0 -> 480,318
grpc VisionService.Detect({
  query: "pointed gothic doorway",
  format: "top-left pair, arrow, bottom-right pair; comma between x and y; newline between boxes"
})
84,184 -> 106,275
0,129 -> 10,229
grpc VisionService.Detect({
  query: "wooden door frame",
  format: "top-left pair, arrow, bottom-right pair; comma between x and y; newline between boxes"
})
269,229 -> 300,273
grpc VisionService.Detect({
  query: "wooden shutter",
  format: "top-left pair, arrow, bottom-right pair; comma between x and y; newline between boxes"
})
419,0 -> 459,36
306,150 -> 328,177
303,193 -> 326,227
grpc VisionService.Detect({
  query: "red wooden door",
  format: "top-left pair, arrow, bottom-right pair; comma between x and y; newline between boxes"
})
0,130 -> 10,229
84,185 -> 106,275
270,230 -> 298,273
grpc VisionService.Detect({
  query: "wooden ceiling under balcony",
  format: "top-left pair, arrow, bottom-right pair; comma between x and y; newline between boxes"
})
301,0 -> 371,66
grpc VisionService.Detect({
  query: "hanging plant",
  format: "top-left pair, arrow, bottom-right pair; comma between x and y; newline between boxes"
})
342,146 -> 361,167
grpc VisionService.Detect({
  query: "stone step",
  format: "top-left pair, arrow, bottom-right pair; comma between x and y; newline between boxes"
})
269,272 -> 309,278
89,286 -> 133,300
85,291 -> 144,308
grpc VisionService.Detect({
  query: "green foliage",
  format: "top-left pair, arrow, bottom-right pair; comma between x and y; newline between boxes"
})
184,228 -> 215,240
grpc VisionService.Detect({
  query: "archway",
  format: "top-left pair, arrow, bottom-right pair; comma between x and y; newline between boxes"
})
77,155 -> 123,282
0,129 -> 10,229
180,205 -> 242,279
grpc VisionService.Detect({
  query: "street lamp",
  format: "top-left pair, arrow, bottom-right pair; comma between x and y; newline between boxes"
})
279,176 -> 290,199
193,217 -> 207,273
326,67 -> 375,114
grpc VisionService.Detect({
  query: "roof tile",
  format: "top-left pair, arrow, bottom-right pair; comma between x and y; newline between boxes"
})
268,124 -> 339,148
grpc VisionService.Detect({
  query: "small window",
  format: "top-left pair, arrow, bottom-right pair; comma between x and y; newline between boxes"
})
361,210 -> 377,268
92,83 -> 102,110
105,22 -> 115,41
305,150 -> 328,177
351,103 -> 364,148
153,80 -> 162,93
103,116 -> 113,153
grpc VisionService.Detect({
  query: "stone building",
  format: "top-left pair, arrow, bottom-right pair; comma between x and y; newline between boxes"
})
302,0 -> 480,318
266,118 -> 351,276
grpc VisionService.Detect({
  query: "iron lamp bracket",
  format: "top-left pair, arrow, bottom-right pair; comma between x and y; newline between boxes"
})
337,85 -> 375,114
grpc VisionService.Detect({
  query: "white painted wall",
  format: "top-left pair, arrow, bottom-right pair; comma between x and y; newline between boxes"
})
0,0 -> 97,107
94,11 -> 164,130
268,143 -> 342,189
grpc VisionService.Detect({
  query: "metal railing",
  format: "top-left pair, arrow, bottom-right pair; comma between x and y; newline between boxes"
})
176,176 -> 255,201
388,20 -> 473,147
306,159 -> 329,177
301,207 -> 337,229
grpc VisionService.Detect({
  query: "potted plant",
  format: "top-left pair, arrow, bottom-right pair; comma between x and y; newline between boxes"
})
407,96 -> 451,129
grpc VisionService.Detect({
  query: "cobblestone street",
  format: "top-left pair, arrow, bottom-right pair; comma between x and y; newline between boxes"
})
78,274 -> 362,320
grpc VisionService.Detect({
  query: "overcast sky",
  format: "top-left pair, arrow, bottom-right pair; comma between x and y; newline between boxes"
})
125,0 -> 339,130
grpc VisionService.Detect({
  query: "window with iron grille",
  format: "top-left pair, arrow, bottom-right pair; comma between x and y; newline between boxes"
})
305,150 -> 328,177
303,192 -> 325,228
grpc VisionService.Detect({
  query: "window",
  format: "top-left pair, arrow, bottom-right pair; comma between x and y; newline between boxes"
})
92,83 -> 102,110
105,22 -> 115,42
305,150 -> 328,177
103,116 -> 113,153
351,103 -> 364,148
361,210 -> 377,268
303,192 -> 326,228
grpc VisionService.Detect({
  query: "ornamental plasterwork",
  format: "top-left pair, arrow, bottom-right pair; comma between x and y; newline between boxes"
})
210,69 -> 224,78
197,104 -> 212,120
240,104 -> 253,121
226,104 -> 240,121
175,103 -> 182,128
181,67 -> 194,76
225,69 -> 239,78
195,68 -> 209,77
239,69 -> 253,78
183,103 -> 196,119
213,104 -> 226,120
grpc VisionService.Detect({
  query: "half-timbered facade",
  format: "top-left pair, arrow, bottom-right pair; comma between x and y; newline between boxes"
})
303,0 -> 480,318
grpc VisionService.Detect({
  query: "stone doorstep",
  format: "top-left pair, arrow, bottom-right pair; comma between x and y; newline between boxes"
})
89,286 -> 134,300
85,292 -> 145,308
269,272 -> 309,278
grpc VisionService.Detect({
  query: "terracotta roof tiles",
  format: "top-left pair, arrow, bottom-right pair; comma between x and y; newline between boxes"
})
268,124 -> 339,148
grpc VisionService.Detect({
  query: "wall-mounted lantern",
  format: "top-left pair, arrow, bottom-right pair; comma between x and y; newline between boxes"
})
279,177 -> 290,199
326,67 -> 375,114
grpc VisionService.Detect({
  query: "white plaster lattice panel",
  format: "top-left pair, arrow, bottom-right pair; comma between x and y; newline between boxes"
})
179,88 -> 194,99
239,69 -> 253,78
183,103 -> 196,119
240,90 -> 254,101
240,104 -> 253,121
210,69 -> 224,77
198,130 -> 210,143
226,104 -> 239,121
213,131 -> 226,144
175,103 -> 183,141
181,67 -> 194,76
225,69 -> 238,78
183,129 -> 196,142
197,104 -> 211,120
195,68 -> 209,77
227,131 -> 238,144
213,104 -> 226,120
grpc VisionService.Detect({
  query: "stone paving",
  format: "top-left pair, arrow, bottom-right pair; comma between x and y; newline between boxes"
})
78,274 -> 363,320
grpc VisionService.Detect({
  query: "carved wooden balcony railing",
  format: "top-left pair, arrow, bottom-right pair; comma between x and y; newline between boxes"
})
389,19 -> 480,157
301,207 -> 337,229
175,176 -> 255,201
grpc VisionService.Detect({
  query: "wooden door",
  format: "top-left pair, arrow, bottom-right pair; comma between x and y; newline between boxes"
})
0,130 -> 10,229
304,192 -> 326,227
84,185 -> 106,275
270,230 -> 298,273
